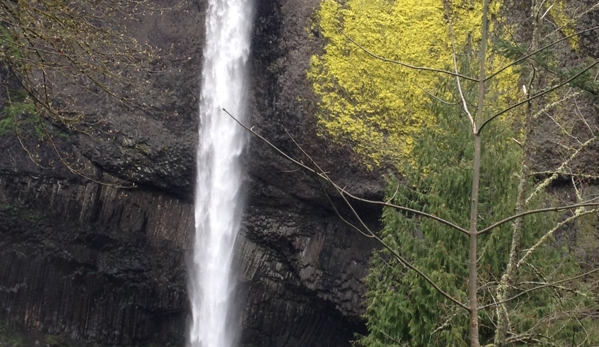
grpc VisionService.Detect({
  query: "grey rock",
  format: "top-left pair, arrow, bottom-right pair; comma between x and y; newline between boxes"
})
0,0 -> 383,346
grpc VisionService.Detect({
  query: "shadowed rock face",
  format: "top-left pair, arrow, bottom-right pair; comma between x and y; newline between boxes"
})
0,175 -> 190,345
0,0 -> 383,346
3,0 -> 599,346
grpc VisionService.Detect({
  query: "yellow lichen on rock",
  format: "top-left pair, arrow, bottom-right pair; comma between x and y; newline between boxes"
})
547,0 -> 579,49
309,0 -> 519,168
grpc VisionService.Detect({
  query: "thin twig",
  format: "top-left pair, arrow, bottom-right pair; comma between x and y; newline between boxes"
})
478,199 -> 599,235
342,33 -> 478,82
481,268 -> 599,309
479,60 -> 599,134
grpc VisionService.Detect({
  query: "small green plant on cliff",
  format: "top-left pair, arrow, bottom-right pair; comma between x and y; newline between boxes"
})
0,88 -> 36,136
1,101 -> 41,138
44,334 -> 60,346
0,116 -> 14,136
0,325 -> 24,347
0,204 -> 17,214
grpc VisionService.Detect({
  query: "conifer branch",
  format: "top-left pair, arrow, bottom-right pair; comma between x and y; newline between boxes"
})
224,108 -> 470,311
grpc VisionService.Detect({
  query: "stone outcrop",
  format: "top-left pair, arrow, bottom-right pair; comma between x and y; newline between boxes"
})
0,0 -> 383,346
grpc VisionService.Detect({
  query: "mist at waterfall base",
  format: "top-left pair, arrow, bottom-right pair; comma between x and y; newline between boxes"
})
188,1 -> 254,347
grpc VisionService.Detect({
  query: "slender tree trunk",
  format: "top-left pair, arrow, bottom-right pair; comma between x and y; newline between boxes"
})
469,133 -> 482,347
469,1 -> 490,346
493,157 -> 528,346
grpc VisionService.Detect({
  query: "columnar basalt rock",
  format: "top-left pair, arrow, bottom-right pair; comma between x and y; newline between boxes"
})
0,0 -> 382,346
4,0 -> 599,346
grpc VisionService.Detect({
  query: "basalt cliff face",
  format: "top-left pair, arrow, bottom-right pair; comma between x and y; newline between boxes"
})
0,1 -> 383,346
4,1 -> 597,346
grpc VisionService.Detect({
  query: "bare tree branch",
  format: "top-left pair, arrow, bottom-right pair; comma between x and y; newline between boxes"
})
342,33 -> 478,82
478,200 -> 599,236
224,108 -> 470,311
480,268 -> 599,309
224,109 -> 470,236
478,60 -> 599,135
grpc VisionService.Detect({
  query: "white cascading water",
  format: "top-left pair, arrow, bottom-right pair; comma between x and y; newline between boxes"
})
189,1 -> 253,347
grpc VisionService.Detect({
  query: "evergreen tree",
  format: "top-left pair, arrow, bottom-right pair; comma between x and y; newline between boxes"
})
359,76 -> 598,346
238,0 -> 599,345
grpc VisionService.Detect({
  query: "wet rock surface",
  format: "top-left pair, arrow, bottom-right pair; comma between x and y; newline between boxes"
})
0,0 -> 383,346
4,0 -> 599,345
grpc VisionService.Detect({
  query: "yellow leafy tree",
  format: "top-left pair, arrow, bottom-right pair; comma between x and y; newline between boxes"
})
308,0 -> 519,167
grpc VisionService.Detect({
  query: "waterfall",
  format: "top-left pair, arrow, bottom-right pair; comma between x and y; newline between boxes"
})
188,1 -> 253,347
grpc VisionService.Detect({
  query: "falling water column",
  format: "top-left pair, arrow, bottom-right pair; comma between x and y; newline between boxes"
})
189,1 -> 253,347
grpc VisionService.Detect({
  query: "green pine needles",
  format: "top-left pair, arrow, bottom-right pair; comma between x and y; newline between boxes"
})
359,78 -> 598,346
301,0 -> 599,346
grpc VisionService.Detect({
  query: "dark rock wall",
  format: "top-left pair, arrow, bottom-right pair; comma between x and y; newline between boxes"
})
0,175 -> 190,345
0,0 -> 383,346
5,0 -> 597,346
238,0 -> 383,343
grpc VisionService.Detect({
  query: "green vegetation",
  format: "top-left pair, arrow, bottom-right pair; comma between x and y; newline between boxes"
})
1,204 -> 16,213
44,335 -> 60,346
309,0 -> 519,167
1,101 -> 39,137
301,0 -> 599,346
0,325 -> 24,347
0,203 -> 42,224
360,80 -> 598,346
0,88 -> 36,137
0,116 -> 14,136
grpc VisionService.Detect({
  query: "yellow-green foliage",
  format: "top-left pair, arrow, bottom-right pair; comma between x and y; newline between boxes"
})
309,0 -> 519,167
547,0 -> 579,49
